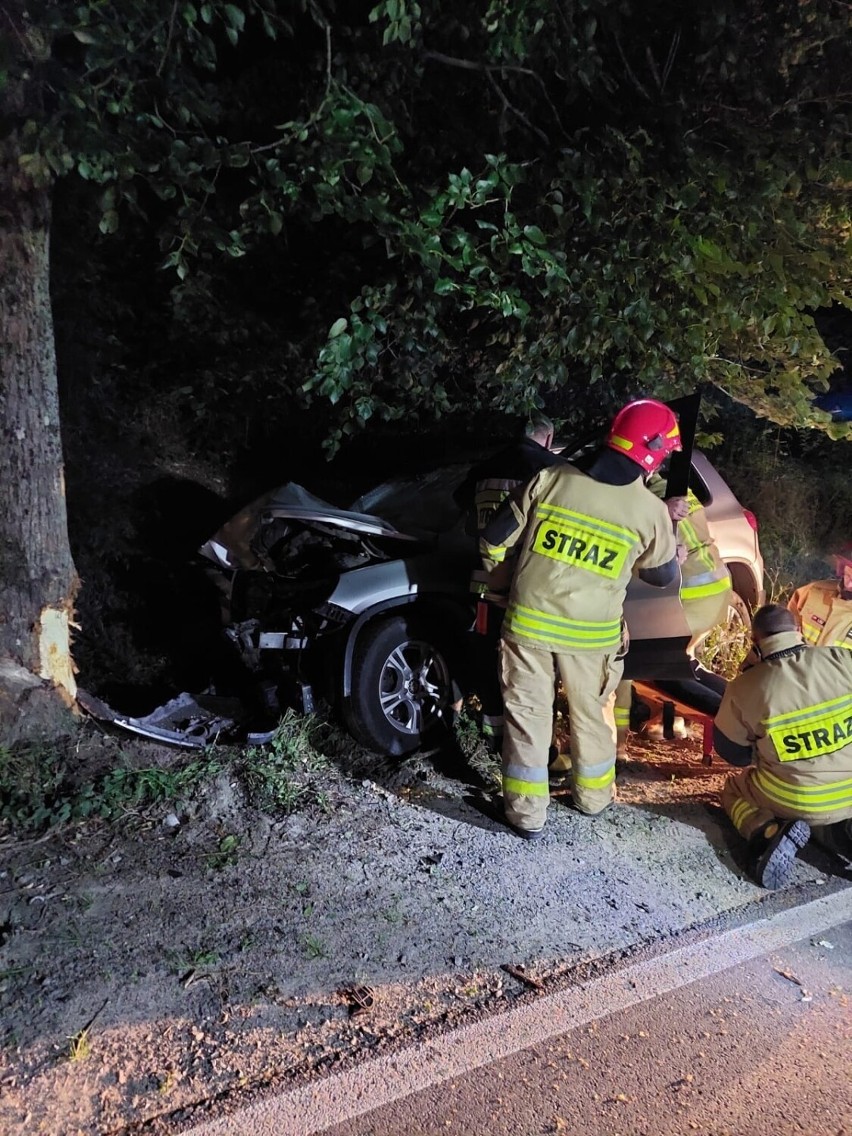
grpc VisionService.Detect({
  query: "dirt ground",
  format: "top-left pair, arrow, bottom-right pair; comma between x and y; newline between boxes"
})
1,714 -> 848,1136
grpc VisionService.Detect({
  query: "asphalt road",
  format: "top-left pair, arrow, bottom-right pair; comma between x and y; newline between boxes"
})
185,889 -> 852,1136
324,920 -> 851,1136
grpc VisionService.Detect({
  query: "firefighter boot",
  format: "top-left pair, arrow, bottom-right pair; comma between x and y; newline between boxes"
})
749,819 -> 811,889
466,794 -> 545,841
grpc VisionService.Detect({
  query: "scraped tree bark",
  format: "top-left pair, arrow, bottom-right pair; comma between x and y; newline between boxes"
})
0,14 -> 79,743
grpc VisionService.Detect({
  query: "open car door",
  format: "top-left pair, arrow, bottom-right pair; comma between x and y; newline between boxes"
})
620,392 -> 700,681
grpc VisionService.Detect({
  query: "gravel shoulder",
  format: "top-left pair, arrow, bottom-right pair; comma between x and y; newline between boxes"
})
1,719 -> 848,1135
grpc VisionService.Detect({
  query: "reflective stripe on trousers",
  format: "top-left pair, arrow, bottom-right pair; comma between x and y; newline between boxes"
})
722,765 -> 852,838
614,678 -> 632,737
680,572 -> 732,602
753,767 -> 852,816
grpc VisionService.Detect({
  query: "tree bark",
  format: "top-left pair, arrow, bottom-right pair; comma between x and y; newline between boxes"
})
0,23 -> 80,743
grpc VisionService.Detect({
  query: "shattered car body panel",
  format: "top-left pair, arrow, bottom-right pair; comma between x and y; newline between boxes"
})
201,481 -> 420,574
76,689 -> 248,749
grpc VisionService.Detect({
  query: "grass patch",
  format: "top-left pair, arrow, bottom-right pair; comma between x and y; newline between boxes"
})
238,710 -> 330,814
206,833 -> 240,870
454,703 -> 501,787
301,933 -> 327,960
67,1026 -> 92,1063
0,738 -> 223,833
0,709 -> 335,835
696,618 -> 752,681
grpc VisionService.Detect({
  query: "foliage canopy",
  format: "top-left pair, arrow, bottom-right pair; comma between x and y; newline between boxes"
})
9,0 -> 852,448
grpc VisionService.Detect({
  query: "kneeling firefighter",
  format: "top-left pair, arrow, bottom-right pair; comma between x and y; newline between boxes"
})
714,603 -> 852,888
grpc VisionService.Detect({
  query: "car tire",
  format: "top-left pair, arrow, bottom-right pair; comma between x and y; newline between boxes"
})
344,612 -> 461,757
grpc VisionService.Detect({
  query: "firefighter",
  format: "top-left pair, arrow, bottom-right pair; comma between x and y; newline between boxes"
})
713,603 -> 852,888
479,399 -> 682,838
787,544 -> 852,649
454,414 -> 565,748
455,414 -> 562,537
614,475 -> 732,754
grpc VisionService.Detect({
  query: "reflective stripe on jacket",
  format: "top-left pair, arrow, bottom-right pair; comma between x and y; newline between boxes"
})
714,630 -> 852,822
481,464 -> 675,652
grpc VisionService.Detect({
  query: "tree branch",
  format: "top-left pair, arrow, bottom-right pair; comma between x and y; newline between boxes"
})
423,50 -> 541,78
157,0 -> 179,78
614,34 -> 651,100
486,70 -> 550,145
645,45 -> 662,92
423,51 -> 561,140
662,29 -> 681,90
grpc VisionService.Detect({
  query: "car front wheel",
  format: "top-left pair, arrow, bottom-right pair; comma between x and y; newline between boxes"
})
344,613 -> 460,756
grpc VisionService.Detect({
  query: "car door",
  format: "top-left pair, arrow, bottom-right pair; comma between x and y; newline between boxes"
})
621,392 -> 700,680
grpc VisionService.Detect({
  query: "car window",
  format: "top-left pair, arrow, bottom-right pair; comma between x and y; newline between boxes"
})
688,463 -> 711,507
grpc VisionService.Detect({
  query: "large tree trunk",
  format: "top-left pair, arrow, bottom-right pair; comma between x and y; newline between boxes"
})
0,70 -> 79,742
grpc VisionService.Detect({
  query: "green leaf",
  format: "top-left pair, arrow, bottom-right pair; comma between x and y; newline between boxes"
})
329,318 -> 348,338
696,237 -> 723,262
98,210 -> 119,235
224,4 -> 245,31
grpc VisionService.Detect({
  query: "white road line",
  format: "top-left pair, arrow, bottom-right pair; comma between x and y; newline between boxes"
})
185,888 -> 852,1136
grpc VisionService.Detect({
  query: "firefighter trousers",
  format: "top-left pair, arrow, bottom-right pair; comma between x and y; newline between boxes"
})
500,638 -> 622,830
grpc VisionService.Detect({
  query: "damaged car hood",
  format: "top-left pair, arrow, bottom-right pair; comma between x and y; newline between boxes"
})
199,482 -> 421,572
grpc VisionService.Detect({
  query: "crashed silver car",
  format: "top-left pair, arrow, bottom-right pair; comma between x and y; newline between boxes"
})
193,449 -> 764,757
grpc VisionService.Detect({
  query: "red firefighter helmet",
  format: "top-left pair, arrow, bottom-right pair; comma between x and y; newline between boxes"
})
606,399 -> 682,473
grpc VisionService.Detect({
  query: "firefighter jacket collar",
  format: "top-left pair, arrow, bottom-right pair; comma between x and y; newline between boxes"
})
757,631 -> 805,660
584,448 -> 644,486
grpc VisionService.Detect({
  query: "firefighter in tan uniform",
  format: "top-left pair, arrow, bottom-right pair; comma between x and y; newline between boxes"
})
787,545 -> 852,650
614,479 -> 732,752
713,604 -> 852,888
479,399 -> 681,838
